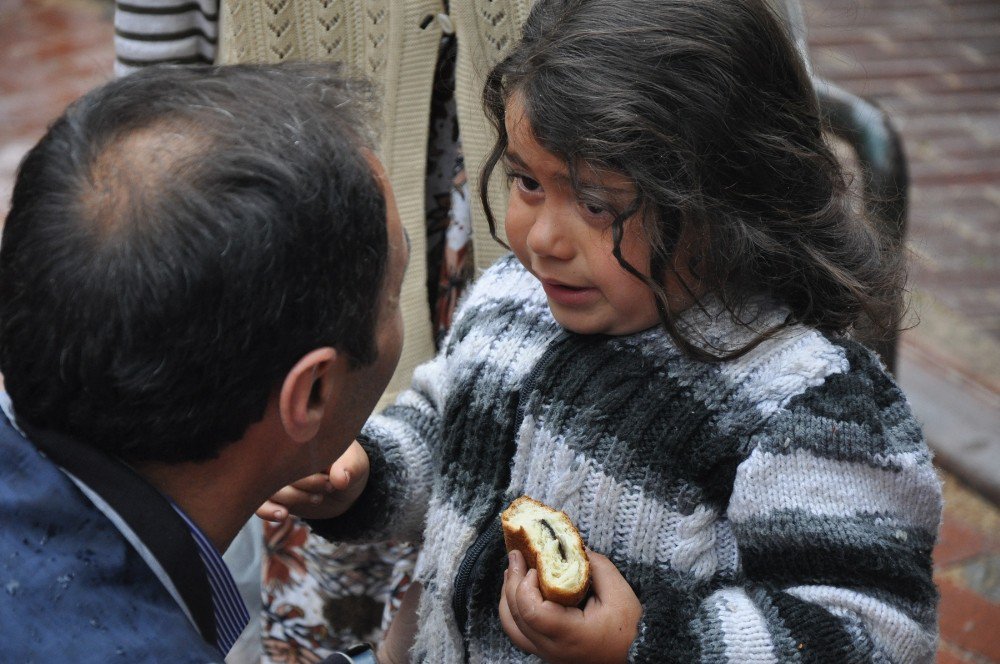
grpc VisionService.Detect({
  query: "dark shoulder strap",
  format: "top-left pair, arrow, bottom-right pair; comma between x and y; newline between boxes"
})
20,422 -> 218,648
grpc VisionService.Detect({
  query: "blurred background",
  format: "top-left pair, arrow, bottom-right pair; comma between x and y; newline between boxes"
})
0,0 -> 997,662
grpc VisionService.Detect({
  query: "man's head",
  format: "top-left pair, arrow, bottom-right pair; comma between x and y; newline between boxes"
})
0,63 -> 398,464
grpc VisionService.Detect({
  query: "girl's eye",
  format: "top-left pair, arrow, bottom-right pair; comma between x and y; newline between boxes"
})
580,197 -> 614,221
502,165 -> 542,195
516,174 -> 541,193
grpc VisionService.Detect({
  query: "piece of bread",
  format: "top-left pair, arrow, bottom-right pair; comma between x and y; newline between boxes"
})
501,496 -> 591,606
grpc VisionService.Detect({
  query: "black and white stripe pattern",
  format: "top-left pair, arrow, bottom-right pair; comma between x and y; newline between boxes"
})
311,254 -> 942,663
114,0 -> 218,77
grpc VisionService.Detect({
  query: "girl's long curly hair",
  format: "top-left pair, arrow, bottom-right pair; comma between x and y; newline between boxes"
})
481,0 -> 905,360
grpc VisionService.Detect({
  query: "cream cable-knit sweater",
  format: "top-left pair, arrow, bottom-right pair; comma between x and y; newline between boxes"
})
310,254 -> 942,663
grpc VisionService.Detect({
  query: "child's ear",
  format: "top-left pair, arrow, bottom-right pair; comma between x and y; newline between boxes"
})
278,347 -> 343,443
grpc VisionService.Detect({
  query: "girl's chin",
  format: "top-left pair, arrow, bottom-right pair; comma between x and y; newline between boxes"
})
548,307 -> 657,337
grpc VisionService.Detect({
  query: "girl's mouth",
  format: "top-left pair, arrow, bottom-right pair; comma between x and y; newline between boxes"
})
541,281 -> 599,307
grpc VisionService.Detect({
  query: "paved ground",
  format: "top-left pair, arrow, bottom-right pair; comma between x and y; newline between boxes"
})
1,0 -> 997,661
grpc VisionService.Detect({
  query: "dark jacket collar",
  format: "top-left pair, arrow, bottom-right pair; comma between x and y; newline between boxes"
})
16,418 -> 218,648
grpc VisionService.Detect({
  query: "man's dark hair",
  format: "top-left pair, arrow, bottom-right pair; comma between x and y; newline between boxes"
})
0,63 -> 388,463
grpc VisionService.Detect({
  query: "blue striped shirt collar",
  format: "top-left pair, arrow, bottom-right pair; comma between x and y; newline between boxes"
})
170,504 -> 250,657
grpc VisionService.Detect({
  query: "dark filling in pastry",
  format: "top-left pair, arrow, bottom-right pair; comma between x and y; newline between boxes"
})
538,519 -> 567,561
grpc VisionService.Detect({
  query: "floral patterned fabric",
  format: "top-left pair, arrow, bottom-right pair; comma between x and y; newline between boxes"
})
262,517 -> 418,662
425,35 -> 474,346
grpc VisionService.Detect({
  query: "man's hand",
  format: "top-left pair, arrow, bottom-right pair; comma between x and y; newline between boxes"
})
499,548 -> 642,664
256,440 -> 370,523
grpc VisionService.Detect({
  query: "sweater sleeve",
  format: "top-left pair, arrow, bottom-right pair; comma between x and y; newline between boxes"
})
113,2 -> 218,77
628,347 -> 942,663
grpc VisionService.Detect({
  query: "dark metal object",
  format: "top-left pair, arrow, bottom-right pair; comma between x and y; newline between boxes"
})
817,81 -> 909,373
771,0 -> 909,373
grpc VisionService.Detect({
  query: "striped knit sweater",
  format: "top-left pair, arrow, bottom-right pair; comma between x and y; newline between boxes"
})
310,255 -> 942,663
114,1 -> 217,76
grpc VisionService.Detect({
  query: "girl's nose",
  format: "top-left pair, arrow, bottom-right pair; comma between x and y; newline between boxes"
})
526,205 -> 573,260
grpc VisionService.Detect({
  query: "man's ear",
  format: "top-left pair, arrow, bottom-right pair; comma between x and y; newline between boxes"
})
278,347 -> 344,443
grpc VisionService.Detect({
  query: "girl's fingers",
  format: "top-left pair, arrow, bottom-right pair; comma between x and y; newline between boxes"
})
328,465 -> 352,491
586,549 -> 638,602
503,552 -> 548,643
330,441 -> 370,490
268,484 -> 327,508
584,550 -> 617,590
582,549 -> 643,640
503,551 -> 526,623
379,582 -> 423,664
499,590 -> 538,655
290,472 -> 335,494
255,499 -> 287,523
507,549 -> 526,577
511,569 -> 572,642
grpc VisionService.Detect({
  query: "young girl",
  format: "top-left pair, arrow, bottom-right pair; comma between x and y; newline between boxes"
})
269,0 -> 941,661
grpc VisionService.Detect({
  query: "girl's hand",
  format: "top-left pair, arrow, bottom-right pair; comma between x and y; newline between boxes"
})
256,440 -> 370,523
378,581 -> 422,664
499,548 -> 642,664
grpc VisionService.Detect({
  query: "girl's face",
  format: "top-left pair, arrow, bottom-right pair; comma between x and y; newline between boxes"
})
503,96 -> 695,336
